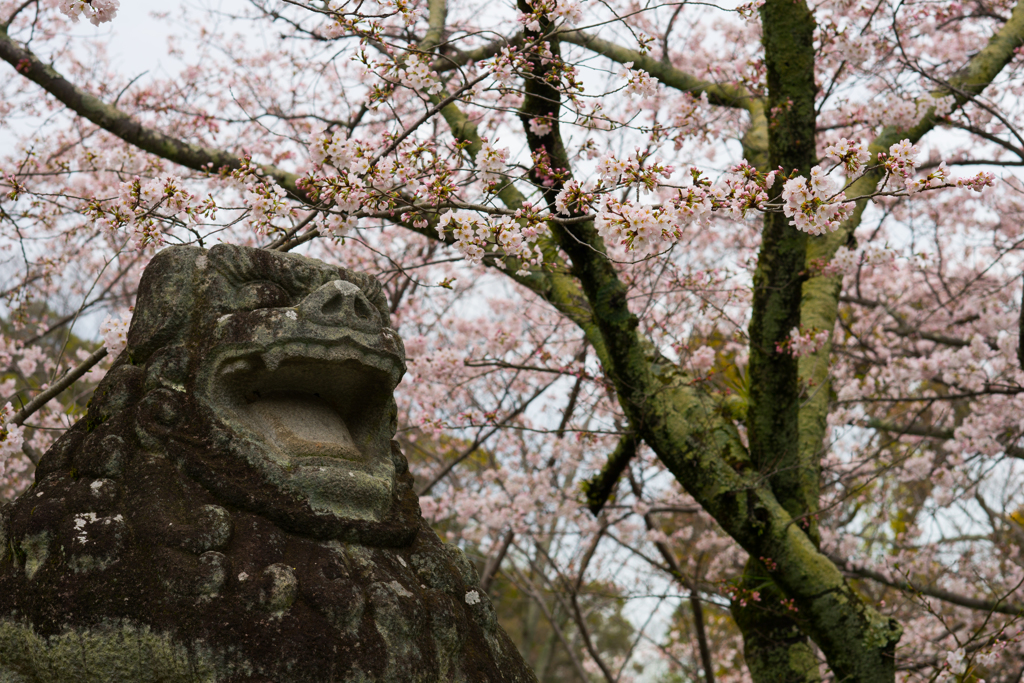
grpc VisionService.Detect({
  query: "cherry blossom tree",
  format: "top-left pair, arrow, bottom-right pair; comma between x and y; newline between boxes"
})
2,0 -> 1024,680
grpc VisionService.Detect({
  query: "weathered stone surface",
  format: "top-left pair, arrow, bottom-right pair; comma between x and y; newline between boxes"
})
0,245 -> 537,682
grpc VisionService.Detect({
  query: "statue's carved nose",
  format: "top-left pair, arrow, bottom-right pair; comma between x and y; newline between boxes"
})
299,280 -> 381,330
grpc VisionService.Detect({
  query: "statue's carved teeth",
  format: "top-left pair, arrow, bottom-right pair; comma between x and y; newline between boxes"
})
221,358 -> 254,375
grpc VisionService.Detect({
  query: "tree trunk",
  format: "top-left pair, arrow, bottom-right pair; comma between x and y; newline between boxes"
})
734,0 -> 824,680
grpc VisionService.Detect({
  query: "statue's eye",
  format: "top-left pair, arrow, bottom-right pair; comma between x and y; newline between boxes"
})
237,280 -> 292,310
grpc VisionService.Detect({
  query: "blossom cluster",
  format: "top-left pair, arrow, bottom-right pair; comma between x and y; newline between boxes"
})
475,140 -> 509,186
937,646 -> 1002,683
398,55 -> 441,95
57,0 -> 119,26
721,582 -> 761,607
671,92 -> 710,147
309,130 -> 434,206
834,32 -> 872,64
878,140 -> 996,195
824,137 -> 870,175
774,137 -> 996,234
867,94 -> 955,129
316,212 -> 359,238
322,0 -> 422,39
596,198 -> 681,255
9,345 -> 48,377
0,402 -> 23,477
781,167 -> 854,235
620,62 -> 659,99
517,0 -> 583,31
553,179 -> 597,215
100,314 -> 130,357
594,151 -> 674,189
92,174 -> 209,249
819,243 -> 895,277
903,160 -> 995,195
690,345 -> 716,375
219,159 -> 294,235
778,327 -> 830,357
528,117 -> 553,138
551,0 -> 584,25
488,46 -> 527,89
586,162 -> 770,255
735,0 -> 765,18
306,133 -> 403,232
243,182 -> 289,234
881,139 -> 919,186
310,130 -> 359,170
435,209 -> 544,274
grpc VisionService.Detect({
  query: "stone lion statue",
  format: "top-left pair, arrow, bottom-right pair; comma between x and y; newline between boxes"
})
0,245 -> 537,683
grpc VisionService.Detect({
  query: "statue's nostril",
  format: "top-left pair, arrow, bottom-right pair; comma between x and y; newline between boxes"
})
321,293 -> 345,316
354,296 -> 374,321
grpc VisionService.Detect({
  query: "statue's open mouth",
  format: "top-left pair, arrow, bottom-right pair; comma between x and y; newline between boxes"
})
211,341 -> 397,470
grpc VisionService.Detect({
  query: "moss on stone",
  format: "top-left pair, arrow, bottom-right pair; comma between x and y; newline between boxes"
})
0,620 -> 223,683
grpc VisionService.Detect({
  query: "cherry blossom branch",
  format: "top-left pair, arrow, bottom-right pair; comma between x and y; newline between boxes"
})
368,0 -> 473,165
416,377 -> 557,496
266,210 -> 319,250
325,186 -> 574,316
833,557 -> 1024,617
393,213 -> 571,318
555,351 -> 587,439
948,120 -> 1024,162
430,32 -> 523,73
572,515 -> 610,593
370,71 -> 490,167
810,0 -> 1024,250
862,420 -> 1024,462
429,98 -> 618,368
0,0 -> 35,30
11,346 -> 108,428
464,358 -> 582,375
0,26 -> 305,200
558,28 -> 768,165
368,3 -> 627,377
838,386 -> 1024,404
566,590 -> 616,683
840,296 -> 974,348
918,158 -> 1024,169
558,30 -> 756,110
863,418 -> 954,441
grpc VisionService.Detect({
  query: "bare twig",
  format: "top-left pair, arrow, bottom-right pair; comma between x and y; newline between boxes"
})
12,346 -> 109,428
416,377 -> 557,496
480,529 -> 514,593
832,555 -> 1024,616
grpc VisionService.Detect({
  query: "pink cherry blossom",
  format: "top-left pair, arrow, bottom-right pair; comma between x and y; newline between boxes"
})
2,0 -> 1024,679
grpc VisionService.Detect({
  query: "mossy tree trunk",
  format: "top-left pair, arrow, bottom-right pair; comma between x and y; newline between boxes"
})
730,1 -> 824,680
